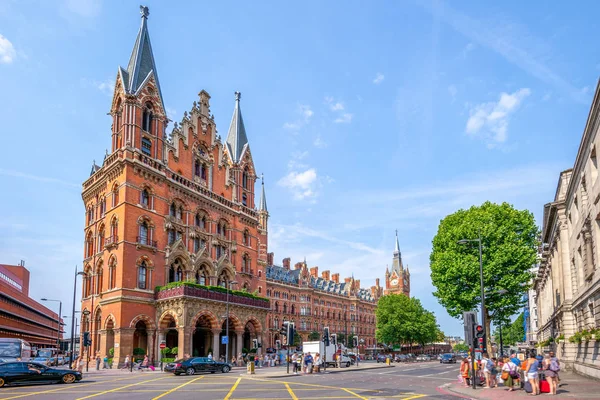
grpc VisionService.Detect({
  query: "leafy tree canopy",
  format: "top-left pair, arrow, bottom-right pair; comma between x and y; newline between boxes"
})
376,294 -> 441,346
454,343 -> 469,352
430,201 -> 538,348
493,313 -> 525,346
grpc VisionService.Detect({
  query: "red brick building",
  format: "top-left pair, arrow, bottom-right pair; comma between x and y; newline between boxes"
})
265,255 -> 383,351
81,7 -> 269,365
384,231 -> 411,296
0,262 -> 63,349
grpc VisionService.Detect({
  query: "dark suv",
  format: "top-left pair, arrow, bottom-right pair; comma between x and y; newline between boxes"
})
376,354 -> 390,363
165,357 -> 232,375
440,353 -> 457,364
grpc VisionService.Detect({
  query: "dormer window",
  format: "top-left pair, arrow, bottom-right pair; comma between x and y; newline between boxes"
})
142,103 -> 153,132
141,137 -> 152,156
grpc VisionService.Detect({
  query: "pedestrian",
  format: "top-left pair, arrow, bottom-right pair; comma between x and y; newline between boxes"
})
291,353 -> 298,374
525,352 -> 540,395
482,352 -> 494,388
122,354 -> 130,370
95,354 -> 101,371
543,352 -> 560,395
237,353 -> 243,367
491,357 -> 498,387
140,354 -> 149,371
460,358 -> 470,387
305,352 -> 314,374
502,356 -> 519,392
208,352 -> 213,361
314,353 -> 321,373
103,355 -> 109,369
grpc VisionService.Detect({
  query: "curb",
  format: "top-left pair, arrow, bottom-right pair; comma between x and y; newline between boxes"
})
437,383 -> 475,400
240,365 -> 395,378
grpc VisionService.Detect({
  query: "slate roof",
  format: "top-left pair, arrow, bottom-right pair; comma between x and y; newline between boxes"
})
265,265 -> 301,284
119,6 -> 165,112
225,92 -> 249,163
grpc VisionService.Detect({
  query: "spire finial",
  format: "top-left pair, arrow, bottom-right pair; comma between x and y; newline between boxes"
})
235,91 -> 241,102
261,173 -> 264,185
140,5 -> 149,19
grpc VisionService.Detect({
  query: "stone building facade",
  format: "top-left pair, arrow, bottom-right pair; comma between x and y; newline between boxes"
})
534,82 -> 600,378
264,254 -> 383,352
80,7 -> 269,365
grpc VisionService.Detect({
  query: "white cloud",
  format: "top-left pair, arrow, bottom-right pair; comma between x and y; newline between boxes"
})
300,105 -> 313,121
0,34 -> 16,64
0,168 -> 79,188
283,122 -> 300,130
278,169 -> 318,200
465,88 -> 531,144
330,102 -> 344,111
448,85 -> 457,102
313,135 -> 327,148
283,104 -> 313,131
166,107 -> 177,121
462,42 -> 475,58
373,72 -> 385,84
334,113 -> 353,124
95,78 -> 115,96
64,0 -> 101,17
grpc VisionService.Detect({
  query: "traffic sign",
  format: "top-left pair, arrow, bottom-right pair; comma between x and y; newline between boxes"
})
159,342 -> 166,349
221,336 -> 229,344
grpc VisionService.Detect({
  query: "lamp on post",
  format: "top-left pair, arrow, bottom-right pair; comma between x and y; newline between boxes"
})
70,268 -> 87,368
41,298 -> 62,366
224,280 -> 238,365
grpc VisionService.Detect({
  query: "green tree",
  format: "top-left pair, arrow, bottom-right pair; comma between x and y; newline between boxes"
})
453,343 -> 469,352
493,313 -> 525,346
430,201 -> 538,351
308,331 -> 320,341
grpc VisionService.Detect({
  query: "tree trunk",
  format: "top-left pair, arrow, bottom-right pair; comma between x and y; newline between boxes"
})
485,309 -> 492,354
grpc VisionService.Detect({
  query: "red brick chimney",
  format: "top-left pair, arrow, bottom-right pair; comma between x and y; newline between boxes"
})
375,278 -> 380,287
294,262 -> 303,270
321,270 -> 330,280
310,266 -> 318,278
332,273 -> 339,283
282,258 -> 290,270
267,252 -> 274,265
355,279 -> 360,288
344,277 -> 351,284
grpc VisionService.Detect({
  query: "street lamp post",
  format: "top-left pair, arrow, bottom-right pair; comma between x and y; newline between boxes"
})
41,298 -> 62,366
458,232 -> 485,391
70,267 -> 86,368
63,312 -> 80,367
225,280 -> 238,364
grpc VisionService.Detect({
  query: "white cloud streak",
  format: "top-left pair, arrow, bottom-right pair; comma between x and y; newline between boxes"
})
373,72 -> 385,84
0,168 -> 80,188
465,88 -> 531,145
0,34 -> 16,64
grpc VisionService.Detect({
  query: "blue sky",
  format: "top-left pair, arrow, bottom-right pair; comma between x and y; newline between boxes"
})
0,0 -> 598,338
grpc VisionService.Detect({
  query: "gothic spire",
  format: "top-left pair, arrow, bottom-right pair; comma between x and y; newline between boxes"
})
225,91 -> 249,163
394,229 -> 401,256
119,5 -> 165,111
391,230 -> 404,275
258,174 -> 268,212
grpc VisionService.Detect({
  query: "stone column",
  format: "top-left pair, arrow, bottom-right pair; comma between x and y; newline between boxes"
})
112,328 -> 134,368
235,330 -> 244,358
178,327 -> 191,360
148,329 -> 156,365
559,218 -> 574,303
211,328 -> 221,360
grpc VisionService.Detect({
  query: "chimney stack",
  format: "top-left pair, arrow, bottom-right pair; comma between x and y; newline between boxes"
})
267,252 -> 274,265
344,277 -> 352,284
321,270 -> 330,280
375,278 -> 380,287
310,266 -> 318,278
355,279 -> 360,288
282,258 -> 290,270
332,273 -> 339,283
294,262 -> 303,270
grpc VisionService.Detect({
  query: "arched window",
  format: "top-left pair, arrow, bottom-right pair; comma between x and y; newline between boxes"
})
142,103 -> 153,132
83,269 -> 92,298
99,199 -> 105,216
110,218 -> 118,241
141,137 -> 152,156
108,260 -> 116,290
87,206 -> 94,225
112,184 -> 119,207
242,193 -> 247,206
140,189 -> 150,208
97,228 -> 105,250
138,261 -> 147,289
242,167 -> 249,189
243,230 -> 249,246
194,160 -> 201,177
169,203 -> 176,217
176,206 -> 183,220
193,237 -> 206,253
85,232 -> 94,258
96,267 -> 103,294
139,221 -> 149,245
168,261 -> 184,283
283,304 -> 287,313
201,165 -> 207,180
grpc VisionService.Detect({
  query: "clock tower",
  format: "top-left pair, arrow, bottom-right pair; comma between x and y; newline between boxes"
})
384,230 -> 410,296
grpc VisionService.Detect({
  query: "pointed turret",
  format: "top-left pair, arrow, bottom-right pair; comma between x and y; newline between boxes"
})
258,174 -> 268,212
119,5 -> 165,111
391,229 -> 404,275
225,92 -> 249,163
393,229 -> 401,257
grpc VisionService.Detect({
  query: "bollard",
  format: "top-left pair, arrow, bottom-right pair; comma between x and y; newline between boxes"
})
386,357 -> 390,366
247,361 -> 255,375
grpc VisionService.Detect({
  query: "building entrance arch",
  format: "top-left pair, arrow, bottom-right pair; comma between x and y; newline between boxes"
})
192,314 -> 215,357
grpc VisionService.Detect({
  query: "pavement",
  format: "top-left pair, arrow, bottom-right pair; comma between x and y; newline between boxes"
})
440,369 -> 600,399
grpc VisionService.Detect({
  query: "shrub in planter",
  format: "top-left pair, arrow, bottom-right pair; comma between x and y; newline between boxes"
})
133,347 -> 146,356
109,348 -> 114,357
170,347 -> 179,356
161,347 -> 171,357
161,358 -> 175,363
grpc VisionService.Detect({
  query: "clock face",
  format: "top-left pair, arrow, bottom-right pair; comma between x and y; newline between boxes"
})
391,278 -> 398,286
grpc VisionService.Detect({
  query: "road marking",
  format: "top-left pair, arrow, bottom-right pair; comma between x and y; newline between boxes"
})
0,376 -> 142,400
152,376 -> 204,400
224,377 -> 242,400
284,383 -> 299,400
342,388 -> 368,400
75,377 -> 170,400
402,395 -> 427,400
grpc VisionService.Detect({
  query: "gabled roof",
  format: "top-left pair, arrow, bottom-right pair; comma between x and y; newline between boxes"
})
225,92 -> 249,163
120,6 -> 165,111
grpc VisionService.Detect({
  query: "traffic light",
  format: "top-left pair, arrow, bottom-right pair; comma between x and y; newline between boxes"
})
287,322 -> 295,345
323,327 -> 330,346
474,325 -> 484,339
280,322 -> 289,337
252,339 -> 258,349
353,336 -> 358,347
83,331 -> 92,347
330,333 -> 337,346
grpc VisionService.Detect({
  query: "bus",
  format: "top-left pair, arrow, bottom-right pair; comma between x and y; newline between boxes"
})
36,348 -> 60,365
0,338 -> 33,362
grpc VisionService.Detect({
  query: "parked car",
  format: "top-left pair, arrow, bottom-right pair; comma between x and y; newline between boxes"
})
393,354 -> 406,362
0,362 -> 82,387
440,353 -> 457,364
416,354 -> 430,361
32,357 -> 51,366
376,354 -> 390,363
166,357 -> 232,375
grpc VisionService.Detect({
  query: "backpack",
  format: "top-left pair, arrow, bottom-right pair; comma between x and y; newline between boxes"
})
549,358 -> 560,372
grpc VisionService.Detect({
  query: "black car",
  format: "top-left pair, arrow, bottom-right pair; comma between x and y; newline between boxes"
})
0,362 -> 82,387
376,354 -> 391,363
440,353 -> 457,364
166,357 -> 232,375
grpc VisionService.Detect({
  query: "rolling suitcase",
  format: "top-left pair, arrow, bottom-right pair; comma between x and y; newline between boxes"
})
540,380 -> 551,393
524,381 -> 533,393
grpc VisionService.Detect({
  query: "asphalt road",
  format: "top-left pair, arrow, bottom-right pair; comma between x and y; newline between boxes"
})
0,361 -> 464,399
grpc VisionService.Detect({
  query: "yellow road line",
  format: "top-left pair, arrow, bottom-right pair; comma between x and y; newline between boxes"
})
224,377 -> 242,400
342,388 -> 368,400
245,377 -> 381,393
0,376 -> 143,400
75,377 -> 170,400
402,395 -> 427,400
284,383 -> 299,400
152,376 -> 204,400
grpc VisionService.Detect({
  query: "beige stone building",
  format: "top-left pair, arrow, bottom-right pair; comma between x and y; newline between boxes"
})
534,83 -> 600,379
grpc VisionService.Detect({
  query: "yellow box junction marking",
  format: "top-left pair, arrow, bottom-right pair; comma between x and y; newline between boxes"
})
284,382 -> 299,400
224,377 -> 242,400
151,376 -> 204,400
75,376 -> 170,400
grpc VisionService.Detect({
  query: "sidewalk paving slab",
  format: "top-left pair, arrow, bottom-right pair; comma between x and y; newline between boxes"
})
440,370 -> 600,400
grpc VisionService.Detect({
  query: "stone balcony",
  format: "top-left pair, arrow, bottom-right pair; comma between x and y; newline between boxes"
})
155,283 -> 270,309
